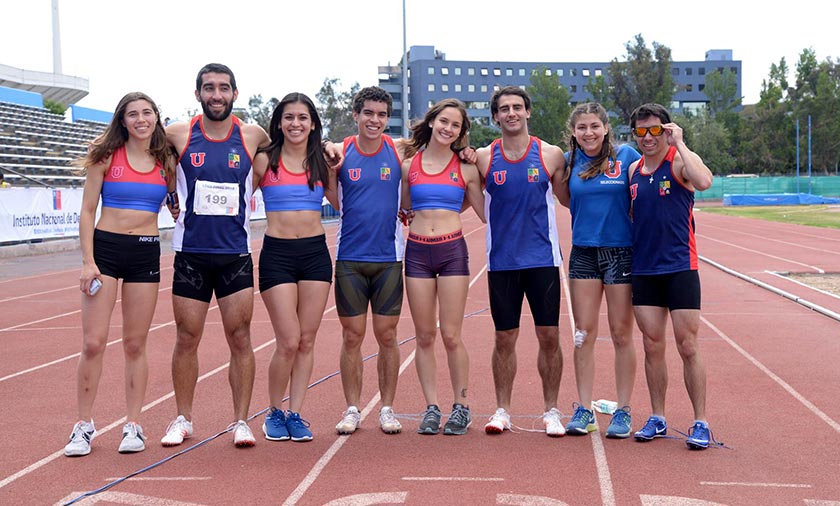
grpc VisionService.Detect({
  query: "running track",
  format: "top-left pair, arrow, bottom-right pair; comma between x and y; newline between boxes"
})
0,206 -> 838,506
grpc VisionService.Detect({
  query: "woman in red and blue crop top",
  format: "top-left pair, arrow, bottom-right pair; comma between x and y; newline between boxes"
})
399,99 -> 484,435
252,93 -> 332,442
66,92 -> 175,457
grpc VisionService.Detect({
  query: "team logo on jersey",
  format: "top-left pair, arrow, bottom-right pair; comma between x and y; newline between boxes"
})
449,171 -> 459,183
605,160 -> 621,178
190,153 -> 205,167
228,153 -> 240,169
380,167 -> 391,180
409,171 -> 419,183
159,169 -> 166,182
110,166 -> 125,179
493,170 -> 507,185
528,168 -> 540,182
659,180 -> 671,196
267,170 -> 280,183
630,183 -> 638,200
348,168 -> 362,181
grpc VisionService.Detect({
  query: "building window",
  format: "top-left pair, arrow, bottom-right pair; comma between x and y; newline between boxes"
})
595,69 -> 602,77
672,68 -> 680,76
427,67 -> 435,75
493,68 -> 501,76
428,84 -> 435,92
582,68 -> 590,77
455,84 -> 462,92
506,68 -> 513,76
699,67 -> 706,75
468,84 -> 475,92
699,84 -> 705,91
455,67 -> 462,76
441,67 -> 449,76
441,84 -> 449,92
570,85 -> 577,93
468,67 -> 475,76
570,68 -> 577,77
685,84 -> 693,92
481,68 -> 489,76
686,67 -> 693,76
481,84 -> 488,92
427,100 -> 434,109
730,66 -> 738,74
544,68 -> 552,76
519,68 -> 526,76
557,69 -> 564,77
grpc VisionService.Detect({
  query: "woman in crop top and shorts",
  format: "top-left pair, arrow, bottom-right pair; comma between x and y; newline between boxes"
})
400,98 -> 485,435
65,92 -> 175,457
252,93 -> 333,442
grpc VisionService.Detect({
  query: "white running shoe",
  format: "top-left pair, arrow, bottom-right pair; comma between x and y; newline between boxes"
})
231,420 -> 255,447
64,420 -> 96,457
335,406 -> 361,435
161,415 -> 193,447
484,408 -> 511,434
543,407 -> 566,437
118,422 -> 147,453
379,406 -> 402,434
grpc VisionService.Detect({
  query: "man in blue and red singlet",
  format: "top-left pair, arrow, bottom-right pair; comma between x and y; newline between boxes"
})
627,103 -> 715,450
161,63 -> 270,449
474,86 -> 569,437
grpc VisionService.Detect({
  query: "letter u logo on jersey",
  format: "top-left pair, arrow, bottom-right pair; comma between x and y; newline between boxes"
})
493,170 -> 507,185
190,153 -> 206,167
110,166 -> 124,179
605,160 -> 621,179
630,183 -> 638,200
348,168 -> 361,181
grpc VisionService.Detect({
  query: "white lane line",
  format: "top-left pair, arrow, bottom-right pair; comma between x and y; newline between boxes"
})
698,234 -> 825,273
103,477 -> 212,482
701,481 -> 812,488
700,224 -> 840,254
765,270 -> 840,301
282,265 -> 489,506
560,262 -> 616,506
701,315 -> 840,434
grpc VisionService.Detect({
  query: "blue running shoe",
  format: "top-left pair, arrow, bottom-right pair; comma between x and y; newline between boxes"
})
286,411 -> 313,442
606,406 -> 632,439
686,421 -> 710,450
634,416 -> 667,441
262,407 -> 289,441
565,403 -> 598,435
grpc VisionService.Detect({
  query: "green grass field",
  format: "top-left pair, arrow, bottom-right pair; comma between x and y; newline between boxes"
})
700,204 -> 840,229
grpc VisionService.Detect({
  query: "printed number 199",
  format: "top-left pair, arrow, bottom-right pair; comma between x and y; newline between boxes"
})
206,195 -> 228,205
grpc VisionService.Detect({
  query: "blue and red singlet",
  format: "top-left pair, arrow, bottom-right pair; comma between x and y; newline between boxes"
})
173,115 -> 254,254
484,136 -> 562,271
408,151 -> 465,212
335,135 -> 404,262
629,145 -> 698,274
260,160 -> 324,212
101,146 -> 167,213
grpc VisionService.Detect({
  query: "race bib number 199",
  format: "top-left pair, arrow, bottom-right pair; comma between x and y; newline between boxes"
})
193,180 -> 240,216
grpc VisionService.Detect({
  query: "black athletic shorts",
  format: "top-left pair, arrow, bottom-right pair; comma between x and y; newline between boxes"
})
334,260 -> 403,317
631,270 -> 701,310
93,229 -> 160,283
487,266 -> 561,331
258,234 -> 332,292
568,245 -> 632,285
172,251 -> 254,303
404,231 -> 469,279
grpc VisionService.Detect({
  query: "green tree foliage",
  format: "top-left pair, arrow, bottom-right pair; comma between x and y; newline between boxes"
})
245,94 -> 279,132
316,78 -> 360,141
679,110 -> 737,175
468,122 -> 498,148
607,34 -> 675,124
526,67 -> 572,145
705,69 -> 741,117
43,99 -> 67,116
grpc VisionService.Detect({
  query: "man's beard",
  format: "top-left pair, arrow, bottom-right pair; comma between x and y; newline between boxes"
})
201,99 -> 233,121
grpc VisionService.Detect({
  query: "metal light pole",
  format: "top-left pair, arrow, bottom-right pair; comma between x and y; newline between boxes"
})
401,0 -> 409,139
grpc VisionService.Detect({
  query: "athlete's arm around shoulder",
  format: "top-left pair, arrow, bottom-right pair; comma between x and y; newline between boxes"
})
540,141 -> 568,204
165,121 -> 191,157
474,145 -> 492,184
667,123 -> 712,191
461,161 -> 486,223
241,123 -> 270,156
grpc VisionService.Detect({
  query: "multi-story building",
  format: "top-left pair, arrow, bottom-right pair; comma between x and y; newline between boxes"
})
378,45 -> 741,137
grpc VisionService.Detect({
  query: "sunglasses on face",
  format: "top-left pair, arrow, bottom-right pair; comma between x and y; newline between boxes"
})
632,125 -> 665,137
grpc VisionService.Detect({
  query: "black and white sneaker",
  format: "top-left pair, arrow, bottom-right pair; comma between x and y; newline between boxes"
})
444,404 -> 472,435
417,404 -> 441,434
65,420 -> 97,457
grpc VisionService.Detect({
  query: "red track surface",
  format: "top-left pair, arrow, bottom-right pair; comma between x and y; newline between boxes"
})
1,208 -> 838,506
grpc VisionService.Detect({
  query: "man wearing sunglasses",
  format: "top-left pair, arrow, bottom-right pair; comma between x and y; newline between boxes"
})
626,103 -> 715,450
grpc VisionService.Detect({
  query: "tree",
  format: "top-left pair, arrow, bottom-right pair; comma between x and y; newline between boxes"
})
679,110 -> 736,175
705,69 -> 741,117
43,99 -> 67,116
607,34 -> 675,124
468,122 -> 498,148
246,94 -> 279,131
526,67 -> 571,145
316,77 -> 360,141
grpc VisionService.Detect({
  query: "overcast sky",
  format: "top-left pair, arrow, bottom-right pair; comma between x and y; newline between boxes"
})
1,0 -> 835,120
